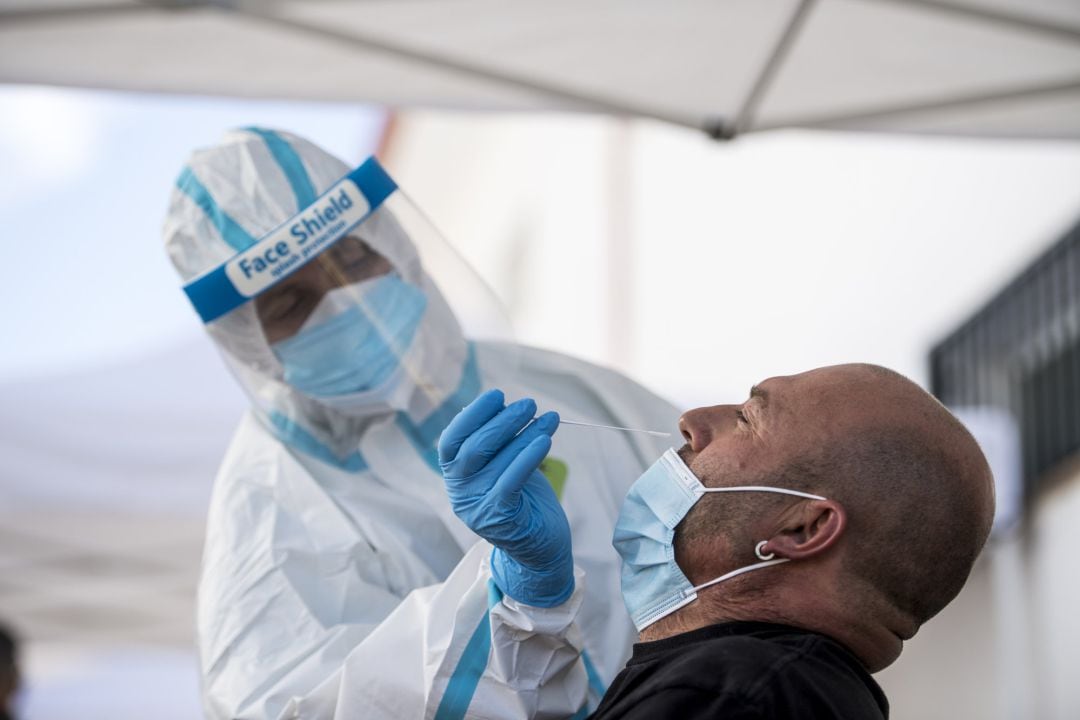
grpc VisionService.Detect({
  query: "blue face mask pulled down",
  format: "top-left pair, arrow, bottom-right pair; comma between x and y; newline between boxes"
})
613,448 -> 826,632
271,274 -> 427,398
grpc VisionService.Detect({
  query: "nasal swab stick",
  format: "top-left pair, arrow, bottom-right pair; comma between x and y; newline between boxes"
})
554,418 -> 671,437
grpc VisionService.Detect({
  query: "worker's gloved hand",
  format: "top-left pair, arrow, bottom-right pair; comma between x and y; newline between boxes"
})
439,388 -> 574,607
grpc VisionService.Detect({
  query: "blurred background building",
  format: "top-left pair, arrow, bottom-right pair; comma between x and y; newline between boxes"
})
889,219 -> 1080,719
1,1 -> 1079,718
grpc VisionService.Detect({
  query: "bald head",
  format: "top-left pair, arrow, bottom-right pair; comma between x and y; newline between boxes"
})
805,364 -> 995,622
667,363 -> 995,667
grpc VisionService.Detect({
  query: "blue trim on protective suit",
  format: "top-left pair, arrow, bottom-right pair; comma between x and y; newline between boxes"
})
176,166 -> 257,252
486,577 -> 505,608
268,410 -> 369,472
245,127 -> 317,209
432,579 -> 501,720
395,343 -> 481,473
582,648 -> 607,706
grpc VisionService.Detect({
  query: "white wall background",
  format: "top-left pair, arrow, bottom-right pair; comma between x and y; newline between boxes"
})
388,111 -> 1080,411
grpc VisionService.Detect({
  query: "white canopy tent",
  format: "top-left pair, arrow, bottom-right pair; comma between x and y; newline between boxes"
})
2,0 -> 1080,140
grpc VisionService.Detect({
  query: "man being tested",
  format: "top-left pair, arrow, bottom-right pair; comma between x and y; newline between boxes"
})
440,363 -> 995,718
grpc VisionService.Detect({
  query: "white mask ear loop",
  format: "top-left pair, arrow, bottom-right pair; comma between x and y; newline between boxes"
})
684,486 -> 827,598
699,485 -> 825,501
686,556 -> 791,597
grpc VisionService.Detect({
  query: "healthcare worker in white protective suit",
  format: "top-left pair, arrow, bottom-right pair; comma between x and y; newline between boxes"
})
163,127 -> 678,719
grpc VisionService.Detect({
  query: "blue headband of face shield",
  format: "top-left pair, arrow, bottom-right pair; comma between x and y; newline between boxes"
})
613,448 -> 827,632
181,157 -> 398,325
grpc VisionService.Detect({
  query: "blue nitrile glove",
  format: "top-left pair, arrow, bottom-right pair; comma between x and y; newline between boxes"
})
438,388 -> 574,607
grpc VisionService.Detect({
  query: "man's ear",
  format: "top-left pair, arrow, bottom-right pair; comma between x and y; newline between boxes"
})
760,500 -> 846,560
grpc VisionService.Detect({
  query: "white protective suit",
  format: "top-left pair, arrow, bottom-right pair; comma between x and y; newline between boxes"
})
164,127 -> 678,719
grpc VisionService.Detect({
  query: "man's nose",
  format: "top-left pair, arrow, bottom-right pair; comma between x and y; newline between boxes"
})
678,405 -> 731,452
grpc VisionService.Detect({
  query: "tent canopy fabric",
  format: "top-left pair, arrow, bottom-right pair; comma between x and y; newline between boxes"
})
2,0 -> 1079,140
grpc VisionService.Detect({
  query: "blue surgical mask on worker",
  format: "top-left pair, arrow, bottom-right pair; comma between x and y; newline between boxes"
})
613,448 -> 826,632
271,273 -> 427,400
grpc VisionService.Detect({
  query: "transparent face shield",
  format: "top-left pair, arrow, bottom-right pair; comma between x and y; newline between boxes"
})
182,159 -> 516,434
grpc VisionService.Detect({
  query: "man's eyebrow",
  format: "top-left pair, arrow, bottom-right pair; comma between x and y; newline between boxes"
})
749,385 -> 769,406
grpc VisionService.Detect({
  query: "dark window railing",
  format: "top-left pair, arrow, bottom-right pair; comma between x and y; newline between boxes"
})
930,218 -> 1080,499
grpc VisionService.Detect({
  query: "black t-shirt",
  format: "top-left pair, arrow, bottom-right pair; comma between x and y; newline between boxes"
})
588,621 -> 888,720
